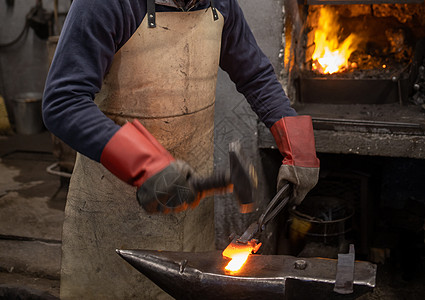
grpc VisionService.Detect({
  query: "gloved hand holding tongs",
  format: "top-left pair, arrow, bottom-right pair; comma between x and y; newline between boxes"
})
223,115 -> 319,254
271,115 -> 320,206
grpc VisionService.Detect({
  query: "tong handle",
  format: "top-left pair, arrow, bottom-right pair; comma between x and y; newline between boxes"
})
236,182 -> 292,244
258,182 -> 291,229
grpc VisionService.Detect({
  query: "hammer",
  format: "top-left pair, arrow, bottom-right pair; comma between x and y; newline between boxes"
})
190,141 -> 257,213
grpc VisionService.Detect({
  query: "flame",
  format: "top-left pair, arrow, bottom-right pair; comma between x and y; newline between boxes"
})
312,7 -> 361,74
222,239 -> 261,273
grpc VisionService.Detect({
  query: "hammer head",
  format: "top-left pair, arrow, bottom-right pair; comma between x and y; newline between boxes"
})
229,141 -> 258,213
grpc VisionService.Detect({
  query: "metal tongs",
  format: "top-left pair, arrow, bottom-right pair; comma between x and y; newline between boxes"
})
226,182 -> 292,252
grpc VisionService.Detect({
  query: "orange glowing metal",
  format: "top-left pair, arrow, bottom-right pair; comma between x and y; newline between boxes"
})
312,7 -> 361,74
225,252 -> 250,272
222,239 -> 261,273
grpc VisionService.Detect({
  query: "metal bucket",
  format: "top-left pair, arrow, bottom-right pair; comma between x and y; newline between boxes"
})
13,92 -> 45,135
288,196 -> 354,254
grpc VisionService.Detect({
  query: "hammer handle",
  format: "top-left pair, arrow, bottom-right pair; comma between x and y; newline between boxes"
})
190,171 -> 231,194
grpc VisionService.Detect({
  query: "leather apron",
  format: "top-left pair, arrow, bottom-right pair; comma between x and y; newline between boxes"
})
60,8 -> 224,299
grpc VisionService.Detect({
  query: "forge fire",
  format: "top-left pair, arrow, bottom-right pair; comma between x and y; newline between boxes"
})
311,6 -> 361,74
305,4 -> 425,77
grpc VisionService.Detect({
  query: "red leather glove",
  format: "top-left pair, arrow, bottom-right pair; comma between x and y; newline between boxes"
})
270,115 -> 320,205
100,119 -> 199,213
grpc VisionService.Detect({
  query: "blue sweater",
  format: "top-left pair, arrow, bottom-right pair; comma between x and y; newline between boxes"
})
42,0 -> 296,162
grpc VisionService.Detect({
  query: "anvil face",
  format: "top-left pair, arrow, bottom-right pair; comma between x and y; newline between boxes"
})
116,249 -> 376,300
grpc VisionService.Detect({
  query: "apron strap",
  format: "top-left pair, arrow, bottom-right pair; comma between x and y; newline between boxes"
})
210,0 -> 219,21
147,0 -> 219,28
147,0 -> 156,28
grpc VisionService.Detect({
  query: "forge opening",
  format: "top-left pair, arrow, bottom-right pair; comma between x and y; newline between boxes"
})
305,4 -> 421,77
283,2 -> 425,105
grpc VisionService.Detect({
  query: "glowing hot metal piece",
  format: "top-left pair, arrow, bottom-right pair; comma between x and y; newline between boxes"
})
225,252 -> 250,272
222,239 -> 261,273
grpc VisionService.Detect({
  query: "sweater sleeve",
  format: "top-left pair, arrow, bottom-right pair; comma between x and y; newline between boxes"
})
42,0 -> 145,162
217,0 -> 297,128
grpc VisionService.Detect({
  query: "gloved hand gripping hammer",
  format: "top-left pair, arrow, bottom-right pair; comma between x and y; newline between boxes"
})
190,141 -> 258,213
101,120 -> 257,214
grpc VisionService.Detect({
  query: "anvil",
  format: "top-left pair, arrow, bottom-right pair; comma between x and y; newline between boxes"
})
116,249 -> 376,300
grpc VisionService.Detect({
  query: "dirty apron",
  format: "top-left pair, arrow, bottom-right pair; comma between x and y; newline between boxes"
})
60,8 -> 224,300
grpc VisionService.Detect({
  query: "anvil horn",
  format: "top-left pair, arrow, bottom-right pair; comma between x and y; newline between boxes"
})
116,249 -> 376,300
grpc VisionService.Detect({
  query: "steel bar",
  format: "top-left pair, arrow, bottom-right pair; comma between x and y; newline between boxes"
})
334,244 -> 356,294
312,117 -> 425,136
116,249 -> 376,300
